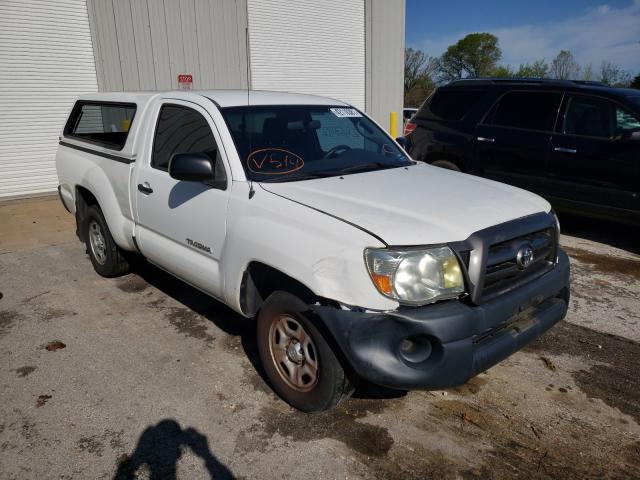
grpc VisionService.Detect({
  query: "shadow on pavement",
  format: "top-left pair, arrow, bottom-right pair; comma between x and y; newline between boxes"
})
129,259 -> 408,402
130,258 -> 265,378
556,211 -> 639,255
114,419 -> 234,479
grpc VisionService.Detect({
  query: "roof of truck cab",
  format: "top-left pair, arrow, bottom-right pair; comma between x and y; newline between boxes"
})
75,90 -> 349,108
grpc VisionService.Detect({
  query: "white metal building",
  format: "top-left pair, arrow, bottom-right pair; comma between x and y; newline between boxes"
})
0,0 -> 405,199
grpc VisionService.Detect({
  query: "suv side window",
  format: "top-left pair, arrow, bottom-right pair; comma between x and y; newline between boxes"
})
563,95 -> 615,139
488,91 -> 562,131
615,105 -> 640,134
152,105 -> 225,182
425,89 -> 485,121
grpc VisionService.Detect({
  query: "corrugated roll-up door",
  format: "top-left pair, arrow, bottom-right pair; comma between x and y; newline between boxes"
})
0,0 -> 98,199
247,0 -> 365,109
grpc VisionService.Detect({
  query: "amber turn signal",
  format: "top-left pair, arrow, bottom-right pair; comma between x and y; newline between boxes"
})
370,273 -> 393,296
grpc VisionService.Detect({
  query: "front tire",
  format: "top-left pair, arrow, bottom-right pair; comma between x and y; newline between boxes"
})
83,205 -> 130,277
256,291 -> 353,412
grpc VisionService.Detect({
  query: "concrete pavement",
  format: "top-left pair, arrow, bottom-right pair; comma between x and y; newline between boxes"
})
0,198 -> 638,479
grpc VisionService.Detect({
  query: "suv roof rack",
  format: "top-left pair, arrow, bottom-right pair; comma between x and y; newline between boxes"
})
447,78 -> 606,87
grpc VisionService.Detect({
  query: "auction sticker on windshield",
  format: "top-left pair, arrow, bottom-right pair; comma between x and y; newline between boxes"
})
247,148 -> 304,175
329,108 -> 362,118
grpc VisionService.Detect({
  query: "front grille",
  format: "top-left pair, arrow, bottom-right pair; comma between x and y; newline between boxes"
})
481,227 -> 556,301
449,212 -> 559,305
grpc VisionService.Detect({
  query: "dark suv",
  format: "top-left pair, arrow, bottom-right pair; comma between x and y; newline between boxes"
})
406,79 -> 640,225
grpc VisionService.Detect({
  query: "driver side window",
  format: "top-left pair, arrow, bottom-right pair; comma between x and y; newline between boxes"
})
152,105 -> 225,184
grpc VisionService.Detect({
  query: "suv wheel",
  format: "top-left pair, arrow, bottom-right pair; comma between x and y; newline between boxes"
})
431,159 -> 461,172
256,291 -> 353,412
84,205 -> 130,277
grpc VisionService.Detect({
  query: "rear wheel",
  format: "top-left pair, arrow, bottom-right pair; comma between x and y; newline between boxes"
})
431,159 -> 462,172
83,205 -> 130,277
257,291 -> 353,412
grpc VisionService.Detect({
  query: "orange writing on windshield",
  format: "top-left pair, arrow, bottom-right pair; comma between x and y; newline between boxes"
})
247,148 -> 304,175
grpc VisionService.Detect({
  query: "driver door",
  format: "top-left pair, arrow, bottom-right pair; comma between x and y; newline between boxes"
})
547,94 -> 640,212
134,100 -> 230,299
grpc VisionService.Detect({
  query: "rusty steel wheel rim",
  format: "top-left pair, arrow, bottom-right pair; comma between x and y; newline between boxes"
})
88,220 -> 107,265
268,314 -> 319,392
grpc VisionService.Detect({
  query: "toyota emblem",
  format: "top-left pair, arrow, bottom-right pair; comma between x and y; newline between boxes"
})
516,244 -> 534,270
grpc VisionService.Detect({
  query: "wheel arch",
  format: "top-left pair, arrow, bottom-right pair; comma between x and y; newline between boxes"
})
75,185 -> 99,242
239,261 -> 329,318
423,152 -> 466,171
72,183 -> 136,251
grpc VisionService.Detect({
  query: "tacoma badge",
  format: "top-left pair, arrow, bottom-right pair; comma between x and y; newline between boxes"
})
186,238 -> 212,254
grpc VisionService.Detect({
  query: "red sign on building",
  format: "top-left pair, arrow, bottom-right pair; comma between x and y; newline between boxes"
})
178,74 -> 193,90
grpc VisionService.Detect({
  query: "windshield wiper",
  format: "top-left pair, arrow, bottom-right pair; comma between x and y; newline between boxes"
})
334,162 -> 395,175
259,162 -> 406,182
259,171 -> 336,183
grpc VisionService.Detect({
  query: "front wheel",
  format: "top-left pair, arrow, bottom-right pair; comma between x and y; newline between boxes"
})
256,291 -> 353,412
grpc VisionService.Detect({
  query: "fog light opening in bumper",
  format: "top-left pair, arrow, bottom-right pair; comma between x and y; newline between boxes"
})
399,335 -> 433,364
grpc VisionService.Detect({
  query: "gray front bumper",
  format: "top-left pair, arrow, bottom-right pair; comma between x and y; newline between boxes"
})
310,250 -> 570,390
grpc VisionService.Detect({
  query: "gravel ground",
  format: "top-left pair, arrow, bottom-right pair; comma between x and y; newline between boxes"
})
0,205 -> 638,479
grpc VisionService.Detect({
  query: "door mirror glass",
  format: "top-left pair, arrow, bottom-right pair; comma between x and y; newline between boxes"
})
169,152 -> 218,184
395,136 -> 408,150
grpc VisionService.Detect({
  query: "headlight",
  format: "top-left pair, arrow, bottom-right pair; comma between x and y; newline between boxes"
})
364,246 -> 465,305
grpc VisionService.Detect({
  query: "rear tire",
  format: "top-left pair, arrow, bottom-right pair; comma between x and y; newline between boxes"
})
256,291 -> 353,412
431,159 -> 462,172
83,205 -> 130,277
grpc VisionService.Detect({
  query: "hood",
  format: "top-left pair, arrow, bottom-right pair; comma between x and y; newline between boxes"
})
260,163 -> 550,245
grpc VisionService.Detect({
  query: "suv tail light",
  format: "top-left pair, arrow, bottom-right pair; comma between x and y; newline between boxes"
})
404,121 -> 416,136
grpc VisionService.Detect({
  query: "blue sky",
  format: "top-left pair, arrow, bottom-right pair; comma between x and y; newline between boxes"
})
406,0 -> 640,74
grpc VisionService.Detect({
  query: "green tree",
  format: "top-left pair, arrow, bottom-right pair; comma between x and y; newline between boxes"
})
405,81 -> 435,107
491,65 -> 514,78
516,59 -> 549,78
405,48 -> 436,91
437,33 -> 502,80
404,47 -> 437,106
630,74 -> 640,89
599,61 -> 632,87
549,50 -> 580,80
582,62 -> 594,81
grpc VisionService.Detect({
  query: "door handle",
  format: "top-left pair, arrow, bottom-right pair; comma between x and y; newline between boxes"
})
477,137 -> 495,143
137,182 -> 153,195
554,147 -> 577,154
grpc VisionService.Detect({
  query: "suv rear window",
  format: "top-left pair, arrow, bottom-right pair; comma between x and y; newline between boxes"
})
64,102 -> 136,150
488,91 -> 561,131
425,89 -> 485,121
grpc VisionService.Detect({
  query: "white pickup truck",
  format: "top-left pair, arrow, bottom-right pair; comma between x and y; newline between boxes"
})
56,90 -> 570,412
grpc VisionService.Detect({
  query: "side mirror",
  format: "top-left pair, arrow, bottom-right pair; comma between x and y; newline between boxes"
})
395,136 -> 408,150
621,130 -> 640,143
169,152 -> 225,189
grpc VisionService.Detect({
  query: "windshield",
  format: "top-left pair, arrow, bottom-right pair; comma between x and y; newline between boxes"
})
221,105 -> 412,182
